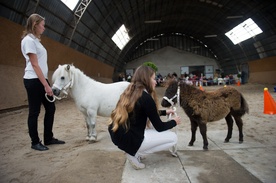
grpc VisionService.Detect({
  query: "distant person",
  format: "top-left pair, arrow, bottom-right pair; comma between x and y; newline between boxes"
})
167,73 -> 172,80
21,14 -> 65,151
118,73 -> 123,81
127,74 -> 132,82
172,72 -> 178,81
184,72 -> 188,78
108,65 -> 181,170
156,73 -> 163,86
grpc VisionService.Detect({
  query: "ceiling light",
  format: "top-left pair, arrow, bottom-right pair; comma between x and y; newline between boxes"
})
226,16 -> 243,19
204,35 -> 217,38
144,20 -> 161,23
147,38 -> 159,41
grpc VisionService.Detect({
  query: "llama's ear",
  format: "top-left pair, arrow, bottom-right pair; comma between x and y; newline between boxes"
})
66,64 -> 70,71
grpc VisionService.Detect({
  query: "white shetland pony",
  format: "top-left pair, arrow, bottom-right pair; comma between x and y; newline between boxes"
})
51,64 -> 130,142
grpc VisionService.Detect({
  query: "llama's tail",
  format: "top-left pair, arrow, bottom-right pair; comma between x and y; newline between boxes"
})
240,94 -> 249,115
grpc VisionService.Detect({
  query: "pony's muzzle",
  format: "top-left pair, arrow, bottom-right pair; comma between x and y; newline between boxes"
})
52,87 -> 60,96
161,99 -> 171,107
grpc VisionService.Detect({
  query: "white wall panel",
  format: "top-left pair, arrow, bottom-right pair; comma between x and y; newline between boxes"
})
126,46 -> 219,77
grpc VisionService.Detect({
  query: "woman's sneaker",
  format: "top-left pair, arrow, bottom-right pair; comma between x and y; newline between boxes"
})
126,154 -> 145,170
169,146 -> 178,157
137,155 -> 146,162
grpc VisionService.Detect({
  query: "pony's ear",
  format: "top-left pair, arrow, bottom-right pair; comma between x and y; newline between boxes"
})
66,64 -> 70,71
165,78 -> 174,87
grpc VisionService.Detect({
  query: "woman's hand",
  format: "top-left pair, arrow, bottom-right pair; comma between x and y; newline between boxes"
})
166,108 -> 175,115
45,85 -> 53,96
173,116 -> 181,125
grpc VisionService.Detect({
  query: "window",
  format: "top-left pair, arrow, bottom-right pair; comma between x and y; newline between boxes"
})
61,0 -> 79,10
225,18 -> 263,45
112,24 -> 130,50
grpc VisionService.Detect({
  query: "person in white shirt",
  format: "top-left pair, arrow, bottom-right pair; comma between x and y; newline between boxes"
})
21,14 -> 65,151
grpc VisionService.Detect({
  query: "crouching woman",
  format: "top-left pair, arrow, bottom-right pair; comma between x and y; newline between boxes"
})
108,65 -> 181,170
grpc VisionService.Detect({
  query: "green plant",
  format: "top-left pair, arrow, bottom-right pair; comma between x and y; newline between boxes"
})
143,62 -> 158,72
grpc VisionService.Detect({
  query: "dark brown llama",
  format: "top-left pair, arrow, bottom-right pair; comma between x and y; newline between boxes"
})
161,80 -> 249,150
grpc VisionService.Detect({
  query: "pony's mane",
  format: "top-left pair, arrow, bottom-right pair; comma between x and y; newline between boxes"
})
179,81 -> 203,95
71,65 -> 97,82
52,64 -> 96,82
165,78 -> 178,88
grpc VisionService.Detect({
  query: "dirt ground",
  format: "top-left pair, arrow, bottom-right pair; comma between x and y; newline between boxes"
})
0,83 -> 276,183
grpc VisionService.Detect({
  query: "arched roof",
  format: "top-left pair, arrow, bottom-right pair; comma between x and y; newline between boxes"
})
1,0 -> 275,73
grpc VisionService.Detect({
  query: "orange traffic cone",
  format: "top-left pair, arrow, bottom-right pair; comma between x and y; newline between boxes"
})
263,88 -> 276,115
199,85 -> 204,91
237,80 -> 241,86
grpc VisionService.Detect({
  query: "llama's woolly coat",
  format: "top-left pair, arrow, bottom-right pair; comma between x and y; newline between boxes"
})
180,85 -> 244,123
162,80 -> 249,124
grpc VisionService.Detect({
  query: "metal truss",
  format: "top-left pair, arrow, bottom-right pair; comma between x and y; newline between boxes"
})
68,0 -> 92,45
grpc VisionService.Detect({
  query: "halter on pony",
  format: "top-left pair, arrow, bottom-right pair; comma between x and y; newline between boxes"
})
45,65 -> 74,102
162,94 -> 178,107
162,85 -> 180,109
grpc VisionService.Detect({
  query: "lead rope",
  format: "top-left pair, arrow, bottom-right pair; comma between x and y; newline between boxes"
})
45,94 -> 63,102
167,86 -> 180,157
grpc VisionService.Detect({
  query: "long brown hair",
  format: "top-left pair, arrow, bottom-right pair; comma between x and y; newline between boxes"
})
110,65 -> 158,132
21,14 -> 45,39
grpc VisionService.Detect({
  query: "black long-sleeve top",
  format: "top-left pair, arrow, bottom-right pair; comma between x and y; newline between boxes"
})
108,91 -> 177,156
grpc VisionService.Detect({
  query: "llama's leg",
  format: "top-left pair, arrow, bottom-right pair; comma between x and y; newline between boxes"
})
198,123 -> 208,150
188,120 -> 198,146
233,115 -> 243,143
225,114 -> 234,143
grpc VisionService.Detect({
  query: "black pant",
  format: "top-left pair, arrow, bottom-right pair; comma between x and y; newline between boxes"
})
24,79 -> 55,145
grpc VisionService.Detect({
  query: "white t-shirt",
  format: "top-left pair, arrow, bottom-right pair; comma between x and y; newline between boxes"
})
21,34 -> 48,79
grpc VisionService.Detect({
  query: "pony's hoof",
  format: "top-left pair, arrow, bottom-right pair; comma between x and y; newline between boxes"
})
224,139 -> 230,143
89,137 -> 97,142
188,143 -> 193,146
203,146 -> 208,150
86,136 -> 97,142
239,141 -> 243,144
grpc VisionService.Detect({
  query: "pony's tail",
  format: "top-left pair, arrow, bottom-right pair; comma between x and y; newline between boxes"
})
240,94 -> 249,115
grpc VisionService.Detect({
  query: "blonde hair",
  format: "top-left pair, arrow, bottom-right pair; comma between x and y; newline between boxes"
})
21,14 -> 45,39
110,65 -> 158,132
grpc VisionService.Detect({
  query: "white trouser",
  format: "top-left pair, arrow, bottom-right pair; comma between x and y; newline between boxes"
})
136,129 -> 177,156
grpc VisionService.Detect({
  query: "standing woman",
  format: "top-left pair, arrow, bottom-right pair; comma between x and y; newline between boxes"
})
21,14 -> 65,151
108,65 -> 181,170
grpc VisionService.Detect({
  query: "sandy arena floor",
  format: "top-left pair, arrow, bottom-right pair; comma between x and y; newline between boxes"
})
0,83 -> 275,183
